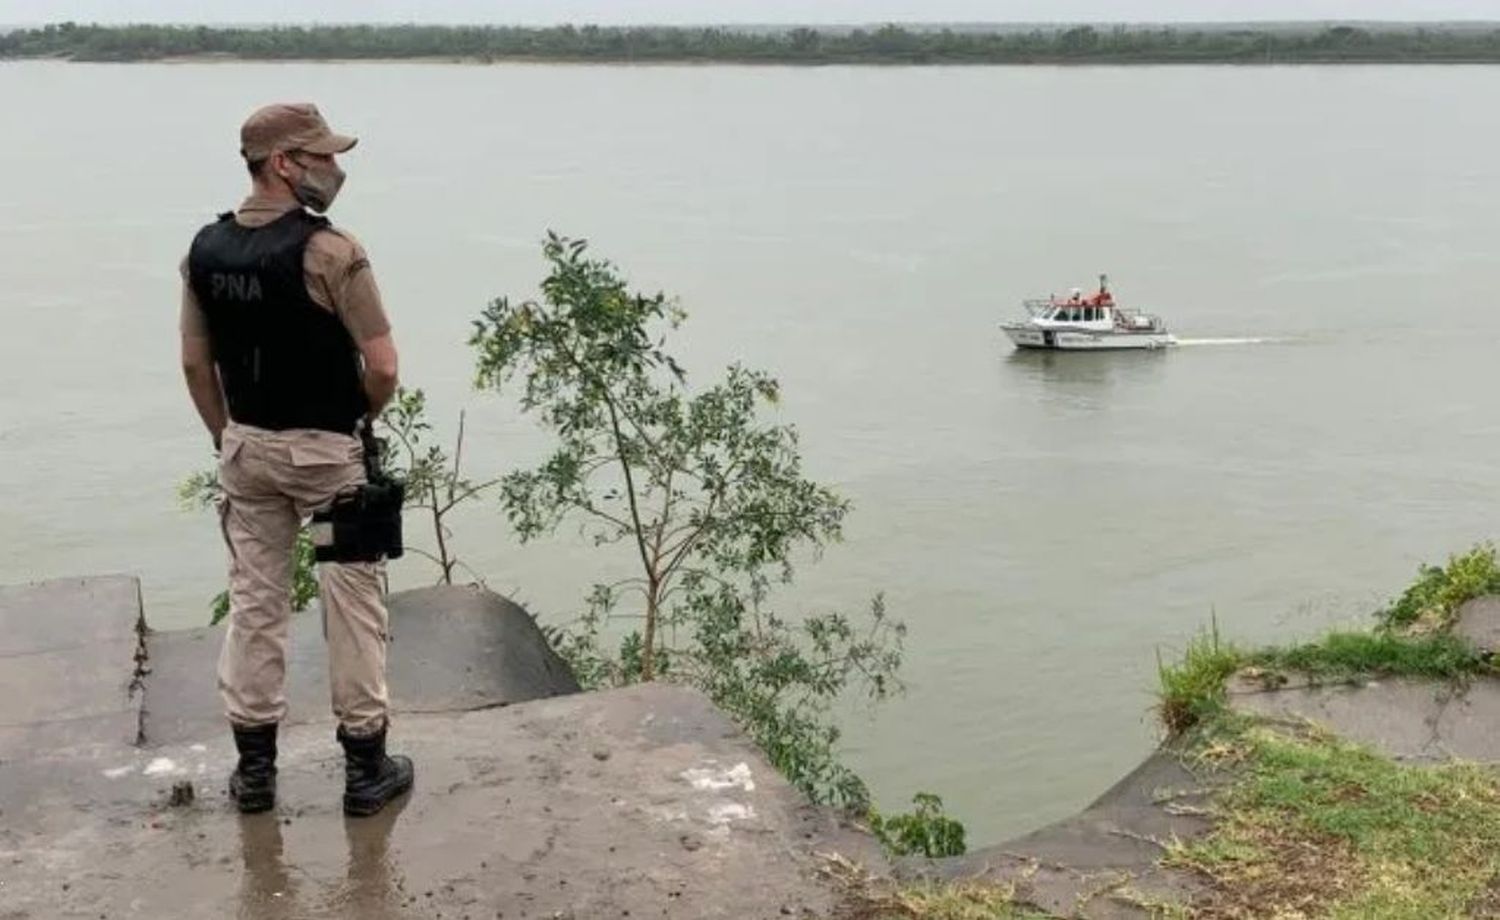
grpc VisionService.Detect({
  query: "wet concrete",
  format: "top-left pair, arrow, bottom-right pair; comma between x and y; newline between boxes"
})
0,577 -> 880,918
3,683 -> 881,919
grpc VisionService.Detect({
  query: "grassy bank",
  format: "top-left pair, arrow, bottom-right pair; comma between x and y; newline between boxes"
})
1155,625 -> 1485,736
840,544 -> 1500,918
1149,543 -> 1500,918
1158,544 -> 1500,735
1166,715 -> 1500,918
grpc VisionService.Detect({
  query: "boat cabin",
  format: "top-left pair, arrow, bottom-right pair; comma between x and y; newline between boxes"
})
1038,276 -> 1121,326
1041,304 -> 1114,325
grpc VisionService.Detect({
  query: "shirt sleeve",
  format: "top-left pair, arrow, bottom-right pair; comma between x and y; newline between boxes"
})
179,255 -> 209,339
306,228 -> 393,343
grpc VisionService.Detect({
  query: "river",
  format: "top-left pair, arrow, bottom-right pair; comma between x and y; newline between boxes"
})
3,60 -> 1498,843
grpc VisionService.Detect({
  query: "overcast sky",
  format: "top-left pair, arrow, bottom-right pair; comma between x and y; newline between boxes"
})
5,0 -> 1500,25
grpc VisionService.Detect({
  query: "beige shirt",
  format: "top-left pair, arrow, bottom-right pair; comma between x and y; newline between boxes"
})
179,194 -> 391,343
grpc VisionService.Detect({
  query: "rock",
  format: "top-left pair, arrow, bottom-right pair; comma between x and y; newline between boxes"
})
1453,595 -> 1500,655
141,584 -> 582,746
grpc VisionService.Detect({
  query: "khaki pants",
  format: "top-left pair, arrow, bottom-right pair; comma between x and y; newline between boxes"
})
216,422 -> 389,736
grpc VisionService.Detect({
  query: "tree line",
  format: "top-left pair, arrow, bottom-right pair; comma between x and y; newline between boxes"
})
7,22 -> 1500,64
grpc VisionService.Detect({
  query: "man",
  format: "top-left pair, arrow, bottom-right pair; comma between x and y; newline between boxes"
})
180,102 -> 413,816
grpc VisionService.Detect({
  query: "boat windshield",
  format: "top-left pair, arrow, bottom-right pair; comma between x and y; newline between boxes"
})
1048,306 -> 1110,322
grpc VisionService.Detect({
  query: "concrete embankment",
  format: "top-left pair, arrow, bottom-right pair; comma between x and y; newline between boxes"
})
0,577 -> 881,919
13,575 -> 1500,918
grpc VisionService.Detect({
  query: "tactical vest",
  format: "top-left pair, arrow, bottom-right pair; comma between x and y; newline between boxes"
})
187,208 -> 367,435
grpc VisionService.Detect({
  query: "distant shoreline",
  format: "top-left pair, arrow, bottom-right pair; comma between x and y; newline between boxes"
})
39,55 -> 1500,67
19,52 -> 1500,68
9,22 -> 1500,66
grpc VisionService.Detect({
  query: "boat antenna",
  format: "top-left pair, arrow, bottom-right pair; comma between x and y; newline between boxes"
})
1099,273 -> 1109,293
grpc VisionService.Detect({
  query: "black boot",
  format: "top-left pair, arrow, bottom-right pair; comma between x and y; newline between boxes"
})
337,723 -> 414,817
228,723 -> 278,814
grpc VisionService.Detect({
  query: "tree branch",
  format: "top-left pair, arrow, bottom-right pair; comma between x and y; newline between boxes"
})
437,477 -> 504,515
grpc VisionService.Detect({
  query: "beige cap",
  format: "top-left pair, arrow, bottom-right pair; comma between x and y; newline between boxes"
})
240,103 -> 357,161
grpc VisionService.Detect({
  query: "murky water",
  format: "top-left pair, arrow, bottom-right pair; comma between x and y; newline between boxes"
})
4,60 -> 1499,843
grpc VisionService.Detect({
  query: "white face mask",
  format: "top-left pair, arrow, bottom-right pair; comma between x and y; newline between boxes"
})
287,154 -> 346,213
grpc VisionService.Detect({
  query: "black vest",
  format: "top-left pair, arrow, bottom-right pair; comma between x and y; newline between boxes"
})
187,209 -> 367,434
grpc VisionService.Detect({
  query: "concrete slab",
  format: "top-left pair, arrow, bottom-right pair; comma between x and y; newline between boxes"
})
911,750 -> 1213,917
0,576 -> 144,762
0,683 -> 884,920
0,714 -> 144,768
1228,665 -> 1500,765
1455,595 -> 1500,655
141,585 -> 581,746
1228,676 -> 1460,762
1423,678 -> 1500,762
0,574 -> 141,655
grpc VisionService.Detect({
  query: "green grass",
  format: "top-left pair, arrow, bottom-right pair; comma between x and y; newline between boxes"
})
1246,631 -> 1483,683
1168,719 -> 1500,918
1154,546 -> 1500,917
1157,617 -> 1489,737
1156,620 -> 1243,734
1378,542 -> 1500,633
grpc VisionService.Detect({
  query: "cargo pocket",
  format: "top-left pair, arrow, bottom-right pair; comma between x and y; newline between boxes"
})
216,429 -> 247,493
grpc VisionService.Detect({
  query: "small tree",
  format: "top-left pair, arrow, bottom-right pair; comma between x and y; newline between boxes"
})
869,793 -> 968,858
470,233 -> 904,809
378,387 -> 501,586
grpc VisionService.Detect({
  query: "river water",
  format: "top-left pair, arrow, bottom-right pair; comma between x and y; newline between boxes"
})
4,60 -> 1499,844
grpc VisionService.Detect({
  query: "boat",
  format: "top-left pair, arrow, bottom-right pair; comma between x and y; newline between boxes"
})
1001,276 -> 1176,351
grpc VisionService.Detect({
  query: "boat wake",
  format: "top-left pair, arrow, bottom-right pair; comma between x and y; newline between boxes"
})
1175,337 -> 1282,347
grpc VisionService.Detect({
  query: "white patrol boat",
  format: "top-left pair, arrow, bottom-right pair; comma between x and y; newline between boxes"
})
1001,276 -> 1176,351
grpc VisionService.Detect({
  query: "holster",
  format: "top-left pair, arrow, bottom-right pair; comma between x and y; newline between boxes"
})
310,421 -> 405,563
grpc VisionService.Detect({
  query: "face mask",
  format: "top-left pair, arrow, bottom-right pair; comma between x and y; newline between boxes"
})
287,155 -> 345,213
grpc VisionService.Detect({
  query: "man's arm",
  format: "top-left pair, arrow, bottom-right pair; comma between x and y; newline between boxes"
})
309,228 -> 399,418
358,331 -> 399,416
179,268 -> 228,449
182,332 -> 228,450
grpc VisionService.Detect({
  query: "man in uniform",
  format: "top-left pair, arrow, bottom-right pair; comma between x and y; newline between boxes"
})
179,102 -> 414,816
